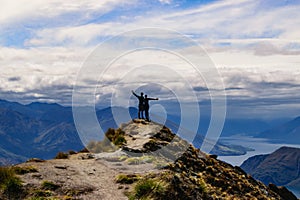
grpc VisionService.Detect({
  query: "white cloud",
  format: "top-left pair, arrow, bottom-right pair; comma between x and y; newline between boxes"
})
158,0 -> 172,5
1,0 -> 300,117
0,0 -> 136,27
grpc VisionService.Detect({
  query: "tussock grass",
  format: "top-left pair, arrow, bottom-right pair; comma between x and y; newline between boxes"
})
41,180 -> 60,191
0,166 -> 23,198
116,174 -> 141,184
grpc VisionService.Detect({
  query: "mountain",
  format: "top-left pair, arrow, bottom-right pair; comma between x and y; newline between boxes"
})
0,99 -> 254,165
0,107 -> 84,165
241,146 -> 300,197
257,116 -> 300,144
0,100 -> 84,165
0,120 -> 296,200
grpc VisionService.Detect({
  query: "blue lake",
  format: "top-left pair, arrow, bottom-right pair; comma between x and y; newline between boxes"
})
218,135 -> 300,166
218,135 -> 300,198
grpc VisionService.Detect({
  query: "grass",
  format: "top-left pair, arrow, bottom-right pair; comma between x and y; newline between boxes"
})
115,174 -> 141,184
125,156 -> 155,165
129,178 -> 166,200
126,157 -> 140,165
32,189 -> 52,197
140,156 -> 155,163
0,166 -> 23,198
118,155 -> 129,161
41,181 -> 60,191
13,165 -> 38,175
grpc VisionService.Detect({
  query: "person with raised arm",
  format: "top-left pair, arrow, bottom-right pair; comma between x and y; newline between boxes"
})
132,90 -> 145,119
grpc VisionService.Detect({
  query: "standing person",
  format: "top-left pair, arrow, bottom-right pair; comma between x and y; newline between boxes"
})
132,90 -> 145,119
144,95 -> 159,122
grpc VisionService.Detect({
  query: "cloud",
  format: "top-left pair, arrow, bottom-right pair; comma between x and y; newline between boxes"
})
158,0 -> 172,5
1,0 -> 300,119
252,41 -> 300,56
0,0 -> 135,25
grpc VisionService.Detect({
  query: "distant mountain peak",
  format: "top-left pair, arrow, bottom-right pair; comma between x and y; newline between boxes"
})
241,146 -> 300,198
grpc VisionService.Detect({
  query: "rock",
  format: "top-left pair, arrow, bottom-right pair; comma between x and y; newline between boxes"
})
54,165 -> 68,169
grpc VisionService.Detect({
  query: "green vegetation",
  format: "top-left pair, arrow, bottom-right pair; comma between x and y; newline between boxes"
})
126,157 -> 140,165
41,181 -> 60,191
105,128 -> 127,147
54,152 -> 69,159
129,178 -> 166,200
13,165 -> 38,175
32,189 -> 52,197
115,174 -> 141,184
118,155 -> 129,161
125,156 -> 155,165
64,186 -> 94,196
0,166 -> 23,199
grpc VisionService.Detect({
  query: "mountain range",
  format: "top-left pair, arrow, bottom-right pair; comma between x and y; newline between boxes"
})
241,146 -> 300,197
0,99 -> 253,165
257,116 -> 300,144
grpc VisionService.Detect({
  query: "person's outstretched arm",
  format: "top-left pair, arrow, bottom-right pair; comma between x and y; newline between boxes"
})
132,90 -> 139,98
148,97 -> 159,100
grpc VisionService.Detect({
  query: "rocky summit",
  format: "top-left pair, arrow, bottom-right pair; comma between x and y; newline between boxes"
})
0,119 -> 298,200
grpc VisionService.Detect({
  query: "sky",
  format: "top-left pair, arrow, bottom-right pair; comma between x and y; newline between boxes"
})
1,0 -> 300,119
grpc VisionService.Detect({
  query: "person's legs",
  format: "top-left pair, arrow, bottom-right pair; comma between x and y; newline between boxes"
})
145,107 -> 149,121
141,110 -> 144,119
138,105 -> 143,119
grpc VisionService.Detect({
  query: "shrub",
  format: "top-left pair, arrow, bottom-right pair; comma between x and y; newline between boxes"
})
68,150 -> 77,155
54,152 -> 69,159
113,135 -> 126,146
105,128 -> 127,146
78,148 -> 89,153
41,180 -> 60,191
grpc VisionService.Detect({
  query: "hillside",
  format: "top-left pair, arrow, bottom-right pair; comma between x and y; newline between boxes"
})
241,146 -> 300,197
258,116 -> 300,144
0,120 -> 297,200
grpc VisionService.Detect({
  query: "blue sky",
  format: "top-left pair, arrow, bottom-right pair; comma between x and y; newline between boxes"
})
1,0 -> 300,119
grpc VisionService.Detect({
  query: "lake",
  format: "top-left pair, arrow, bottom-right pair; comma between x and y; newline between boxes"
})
218,135 -> 300,166
218,135 -> 300,198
